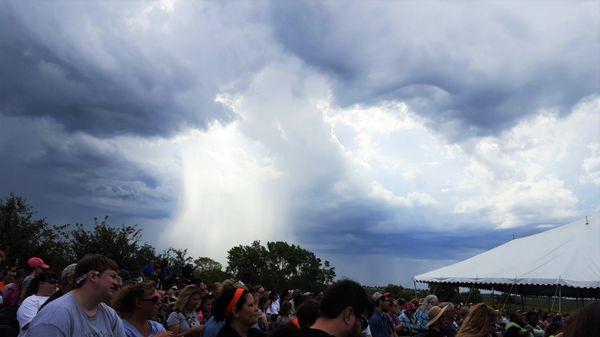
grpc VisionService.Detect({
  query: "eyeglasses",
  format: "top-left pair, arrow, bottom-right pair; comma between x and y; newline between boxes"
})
139,296 -> 160,304
357,314 -> 369,331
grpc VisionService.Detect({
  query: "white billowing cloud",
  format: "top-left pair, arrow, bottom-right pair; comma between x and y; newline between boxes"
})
451,97 -> 599,227
369,181 -> 437,208
581,143 -> 600,186
321,95 -> 599,231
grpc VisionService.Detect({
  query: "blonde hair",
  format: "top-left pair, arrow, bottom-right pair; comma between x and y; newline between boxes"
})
174,285 -> 203,312
457,303 -> 499,337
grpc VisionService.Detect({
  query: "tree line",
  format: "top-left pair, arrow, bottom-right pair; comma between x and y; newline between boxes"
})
0,194 -> 336,291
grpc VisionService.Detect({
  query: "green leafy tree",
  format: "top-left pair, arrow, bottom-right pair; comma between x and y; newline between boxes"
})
429,284 -> 455,302
193,257 -> 230,283
226,241 -> 335,290
0,194 -> 73,268
159,247 -> 194,280
384,283 -> 405,299
69,216 -> 157,271
226,241 -> 269,286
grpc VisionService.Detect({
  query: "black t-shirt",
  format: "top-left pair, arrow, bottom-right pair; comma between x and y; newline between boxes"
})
216,325 -> 265,337
296,328 -> 335,337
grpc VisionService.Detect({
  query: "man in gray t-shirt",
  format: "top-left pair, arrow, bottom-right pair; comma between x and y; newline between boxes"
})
25,254 -> 126,337
25,291 -> 125,337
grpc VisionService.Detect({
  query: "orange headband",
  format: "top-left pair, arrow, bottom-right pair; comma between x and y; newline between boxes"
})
224,288 -> 245,317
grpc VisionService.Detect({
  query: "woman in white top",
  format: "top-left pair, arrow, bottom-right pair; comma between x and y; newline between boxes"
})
16,270 -> 58,336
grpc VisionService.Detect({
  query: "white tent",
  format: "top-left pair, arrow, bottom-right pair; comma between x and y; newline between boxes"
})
414,213 -> 600,298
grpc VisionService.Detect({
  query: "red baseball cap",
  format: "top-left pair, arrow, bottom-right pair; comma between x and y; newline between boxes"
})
404,302 -> 417,310
28,257 -> 49,269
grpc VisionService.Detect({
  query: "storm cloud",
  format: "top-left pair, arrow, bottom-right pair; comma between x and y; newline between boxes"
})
268,1 -> 599,139
0,0 -> 598,284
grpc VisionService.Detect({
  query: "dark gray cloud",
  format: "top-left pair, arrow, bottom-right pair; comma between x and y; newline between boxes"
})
295,195 -> 547,262
0,115 -> 177,230
268,1 -> 600,139
0,2 -> 272,137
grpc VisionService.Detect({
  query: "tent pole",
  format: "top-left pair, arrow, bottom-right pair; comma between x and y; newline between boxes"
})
502,282 -> 515,311
413,280 -> 418,299
550,280 -> 560,312
432,282 -> 440,295
466,286 -> 474,304
558,284 -> 562,313
492,286 -> 495,308
520,293 -> 525,312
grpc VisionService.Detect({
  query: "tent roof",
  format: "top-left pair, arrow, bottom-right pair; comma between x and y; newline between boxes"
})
414,214 -> 600,294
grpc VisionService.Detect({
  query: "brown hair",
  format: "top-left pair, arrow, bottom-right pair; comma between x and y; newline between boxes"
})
565,302 -> 600,337
457,303 -> 499,337
112,281 -> 157,314
74,254 -> 119,288
173,285 -> 203,312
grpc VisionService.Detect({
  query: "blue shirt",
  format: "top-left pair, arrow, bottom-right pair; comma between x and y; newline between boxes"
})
369,311 -> 392,337
398,311 -> 416,329
123,319 -> 166,337
413,308 -> 429,331
203,316 -> 225,337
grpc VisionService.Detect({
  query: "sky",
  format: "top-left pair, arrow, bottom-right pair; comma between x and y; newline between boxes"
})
0,0 -> 599,286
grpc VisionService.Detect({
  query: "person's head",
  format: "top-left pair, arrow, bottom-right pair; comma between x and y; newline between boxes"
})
545,321 -> 563,337
27,257 -> 49,276
24,270 -> 59,298
174,285 -> 203,312
279,300 -> 292,317
1,269 -> 17,283
427,306 -> 447,329
59,263 -> 77,293
509,311 -> 525,325
565,302 -> 600,337
258,295 -> 270,311
526,311 -> 540,326
317,279 -> 374,337
214,287 -> 258,327
256,285 -> 265,299
440,303 -> 456,325
420,294 -> 439,311
403,301 -> 417,317
297,299 -> 320,329
389,301 -> 400,315
456,303 -> 499,337
269,289 -> 280,302
250,284 -> 265,303
113,281 -> 161,319
372,292 -> 391,313
202,293 -> 215,314
74,254 -> 120,302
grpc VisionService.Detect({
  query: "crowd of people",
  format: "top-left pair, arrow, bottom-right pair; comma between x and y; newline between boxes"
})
0,252 -> 598,337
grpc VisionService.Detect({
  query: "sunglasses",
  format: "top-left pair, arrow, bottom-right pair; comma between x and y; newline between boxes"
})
357,314 -> 369,331
139,296 -> 160,304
